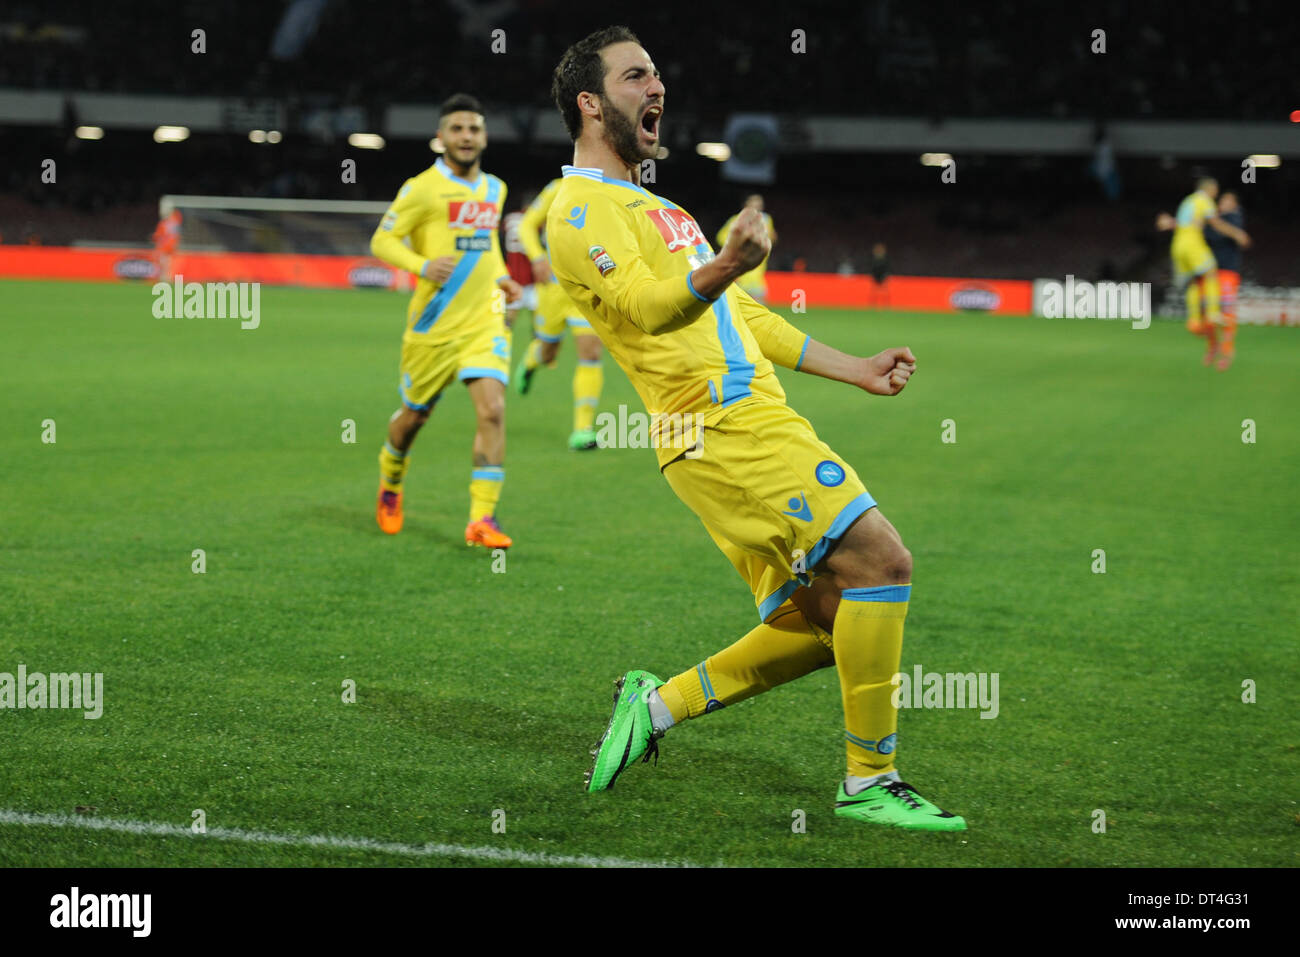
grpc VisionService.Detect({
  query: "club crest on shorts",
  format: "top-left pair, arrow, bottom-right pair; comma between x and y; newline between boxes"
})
588,245 -> 616,276
816,460 -> 845,487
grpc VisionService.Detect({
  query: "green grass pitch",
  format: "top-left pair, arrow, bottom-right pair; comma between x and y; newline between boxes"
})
1,278 -> 1296,867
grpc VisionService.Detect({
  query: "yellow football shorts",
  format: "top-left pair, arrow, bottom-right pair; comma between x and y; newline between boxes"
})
534,280 -> 596,342
398,320 -> 510,411
663,396 -> 877,622
1171,235 -> 1216,285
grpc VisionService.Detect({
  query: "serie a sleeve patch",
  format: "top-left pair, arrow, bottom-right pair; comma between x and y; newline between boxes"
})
588,245 -> 616,275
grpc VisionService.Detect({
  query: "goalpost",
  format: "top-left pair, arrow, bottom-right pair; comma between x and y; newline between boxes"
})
158,194 -> 392,256
155,194 -> 419,290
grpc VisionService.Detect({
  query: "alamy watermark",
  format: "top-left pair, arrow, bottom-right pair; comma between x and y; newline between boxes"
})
50,887 -> 150,937
1,665 -> 103,719
892,665 -> 999,719
594,404 -> 705,458
152,274 -> 260,329
1039,275 -> 1151,329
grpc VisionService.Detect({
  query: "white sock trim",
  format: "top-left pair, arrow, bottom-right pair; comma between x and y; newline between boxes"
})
646,688 -> 675,734
844,770 -> 901,796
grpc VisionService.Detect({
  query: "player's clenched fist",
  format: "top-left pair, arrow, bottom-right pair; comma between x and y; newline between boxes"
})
421,255 -> 458,285
719,206 -> 771,274
861,347 -> 917,396
498,277 -> 524,304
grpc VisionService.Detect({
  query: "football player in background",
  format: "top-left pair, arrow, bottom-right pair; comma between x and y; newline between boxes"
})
548,26 -> 965,830
869,241 -> 891,309
501,197 -> 540,341
152,205 -> 182,282
1156,177 -> 1249,366
369,93 -> 523,547
1203,191 -> 1247,370
511,178 -> 607,451
716,194 -> 776,302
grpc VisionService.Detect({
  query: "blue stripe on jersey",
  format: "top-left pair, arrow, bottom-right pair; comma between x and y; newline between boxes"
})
414,176 -> 502,333
712,294 -> 755,406
644,189 -> 756,407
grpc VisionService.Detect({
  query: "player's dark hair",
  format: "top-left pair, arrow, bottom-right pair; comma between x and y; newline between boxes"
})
440,93 -> 484,119
551,26 -> 641,141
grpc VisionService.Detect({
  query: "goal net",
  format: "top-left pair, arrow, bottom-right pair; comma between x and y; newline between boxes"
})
159,195 -> 390,257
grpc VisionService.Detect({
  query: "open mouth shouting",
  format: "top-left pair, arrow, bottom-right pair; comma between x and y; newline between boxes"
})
639,103 -> 663,146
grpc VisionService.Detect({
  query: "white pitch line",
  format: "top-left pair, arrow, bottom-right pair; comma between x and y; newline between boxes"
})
0,810 -> 699,868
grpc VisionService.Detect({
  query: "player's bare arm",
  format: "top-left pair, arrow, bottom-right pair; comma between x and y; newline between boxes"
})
797,340 -> 917,396
690,206 -> 772,300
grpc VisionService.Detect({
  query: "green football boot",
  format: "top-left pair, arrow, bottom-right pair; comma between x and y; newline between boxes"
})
834,778 -> 967,831
568,428 -> 598,451
584,670 -> 664,792
513,356 -> 536,395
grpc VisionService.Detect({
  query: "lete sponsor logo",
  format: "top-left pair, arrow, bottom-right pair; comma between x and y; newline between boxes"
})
645,208 -> 706,252
950,284 -> 1001,311
447,200 -> 500,231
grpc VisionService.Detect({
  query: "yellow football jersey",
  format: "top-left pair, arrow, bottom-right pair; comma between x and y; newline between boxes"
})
518,178 -> 561,261
546,165 -> 808,468
371,157 -> 509,344
1173,190 -> 1217,245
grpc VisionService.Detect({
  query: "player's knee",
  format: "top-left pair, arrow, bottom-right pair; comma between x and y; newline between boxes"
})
395,406 -> 430,433
882,542 -> 913,584
477,396 -> 505,428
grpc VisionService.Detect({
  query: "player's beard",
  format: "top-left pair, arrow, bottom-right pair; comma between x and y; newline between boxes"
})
600,95 -> 653,170
445,144 -> 483,173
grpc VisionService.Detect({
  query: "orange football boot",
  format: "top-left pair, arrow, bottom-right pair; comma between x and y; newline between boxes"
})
465,515 -> 512,549
376,487 -> 403,534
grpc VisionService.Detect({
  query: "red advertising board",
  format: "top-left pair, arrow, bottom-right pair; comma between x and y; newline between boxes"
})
0,246 -> 1030,313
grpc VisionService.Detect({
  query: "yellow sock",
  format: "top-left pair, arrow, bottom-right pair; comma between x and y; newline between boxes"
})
573,359 -> 603,433
378,442 -> 410,493
834,584 -> 909,778
1186,280 -> 1202,327
657,606 -> 833,722
468,466 -> 504,521
524,339 -> 547,371
1201,270 -> 1221,322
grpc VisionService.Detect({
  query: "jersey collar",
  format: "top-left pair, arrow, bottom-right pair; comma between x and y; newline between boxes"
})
437,157 -> 484,190
560,164 -> 661,202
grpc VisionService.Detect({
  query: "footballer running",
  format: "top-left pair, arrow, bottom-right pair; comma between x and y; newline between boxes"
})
512,177 -> 607,451
547,27 -> 966,830
370,94 -> 524,547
